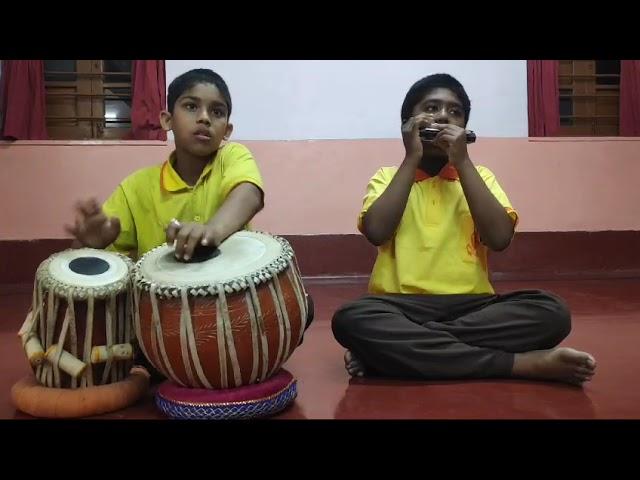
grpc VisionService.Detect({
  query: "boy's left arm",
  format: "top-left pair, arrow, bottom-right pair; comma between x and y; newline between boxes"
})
168,183 -> 263,261
206,182 -> 264,244
168,144 -> 265,261
432,123 -> 516,251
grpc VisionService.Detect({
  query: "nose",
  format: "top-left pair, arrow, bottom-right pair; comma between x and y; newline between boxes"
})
433,106 -> 449,124
196,108 -> 211,126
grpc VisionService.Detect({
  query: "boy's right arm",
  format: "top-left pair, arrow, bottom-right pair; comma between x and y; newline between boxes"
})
65,198 -> 121,249
361,115 -> 427,246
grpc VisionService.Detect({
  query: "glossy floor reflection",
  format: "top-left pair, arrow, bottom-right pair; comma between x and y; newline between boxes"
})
2,279 -> 639,419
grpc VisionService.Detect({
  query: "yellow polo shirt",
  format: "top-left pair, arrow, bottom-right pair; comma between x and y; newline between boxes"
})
358,165 -> 518,295
103,142 -> 264,259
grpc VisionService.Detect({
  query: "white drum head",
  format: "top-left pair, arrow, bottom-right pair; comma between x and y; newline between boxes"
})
37,249 -> 133,298
137,231 -> 284,288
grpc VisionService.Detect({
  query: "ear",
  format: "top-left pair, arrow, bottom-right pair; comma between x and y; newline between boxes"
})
159,110 -> 173,132
223,123 -> 234,140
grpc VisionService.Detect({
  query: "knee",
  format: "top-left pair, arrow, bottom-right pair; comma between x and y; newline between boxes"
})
331,299 -> 367,345
536,291 -> 572,345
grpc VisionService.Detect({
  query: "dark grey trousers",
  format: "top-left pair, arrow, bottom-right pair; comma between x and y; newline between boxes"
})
332,290 -> 571,379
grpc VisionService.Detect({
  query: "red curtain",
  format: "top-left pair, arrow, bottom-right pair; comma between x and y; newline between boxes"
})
527,60 -> 560,137
0,60 -> 48,140
130,60 -> 167,140
619,60 -> 640,136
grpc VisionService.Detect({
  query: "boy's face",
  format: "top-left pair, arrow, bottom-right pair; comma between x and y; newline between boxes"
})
160,83 -> 233,158
411,87 -> 466,157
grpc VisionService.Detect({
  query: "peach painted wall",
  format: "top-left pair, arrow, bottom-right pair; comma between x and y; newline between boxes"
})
1,138 -> 639,240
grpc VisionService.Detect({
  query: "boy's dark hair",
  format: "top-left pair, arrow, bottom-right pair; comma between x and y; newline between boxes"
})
167,69 -> 232,116
400,73 -> 471,125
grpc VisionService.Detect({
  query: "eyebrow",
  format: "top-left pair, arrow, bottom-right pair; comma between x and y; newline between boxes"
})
180,96 -> 227,108
422,99 -> 463,109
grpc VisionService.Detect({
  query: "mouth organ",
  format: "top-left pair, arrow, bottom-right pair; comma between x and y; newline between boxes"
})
419,127 -> 477,144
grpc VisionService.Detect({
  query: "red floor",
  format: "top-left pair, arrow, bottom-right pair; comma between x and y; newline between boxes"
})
2,278 -> 639,419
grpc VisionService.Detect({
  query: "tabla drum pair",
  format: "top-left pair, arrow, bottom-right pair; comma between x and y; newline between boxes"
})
12,231 -> 307,420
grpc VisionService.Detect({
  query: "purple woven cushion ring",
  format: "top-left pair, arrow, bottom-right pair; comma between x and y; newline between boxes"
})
155,369 -> 297,420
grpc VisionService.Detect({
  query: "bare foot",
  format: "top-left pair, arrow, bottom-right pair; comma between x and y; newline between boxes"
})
344,350 -> 366,377
512,347 -> 596,386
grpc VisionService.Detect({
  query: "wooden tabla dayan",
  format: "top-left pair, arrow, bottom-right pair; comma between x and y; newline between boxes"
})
133,231 -> 308,390
11,249 -> 149,418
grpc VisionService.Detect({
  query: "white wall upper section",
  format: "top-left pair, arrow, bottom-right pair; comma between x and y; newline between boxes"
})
166,60 -> 528,140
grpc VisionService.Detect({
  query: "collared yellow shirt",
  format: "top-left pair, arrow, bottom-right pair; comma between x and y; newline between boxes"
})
359,165 -> 518,295
103,142 -> 264,259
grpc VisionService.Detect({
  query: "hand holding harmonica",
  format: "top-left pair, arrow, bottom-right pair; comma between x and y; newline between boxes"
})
419,127 -> 476,144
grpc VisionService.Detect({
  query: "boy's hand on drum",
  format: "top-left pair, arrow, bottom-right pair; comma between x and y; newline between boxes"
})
65,198 -> 121,249
166,219 -> 221,261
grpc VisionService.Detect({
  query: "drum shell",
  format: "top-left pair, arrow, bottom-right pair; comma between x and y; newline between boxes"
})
22,248 -> 136,389
136,266 -> 305,389
30,290 -> 133,388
